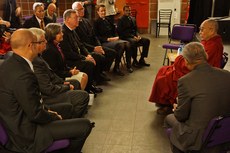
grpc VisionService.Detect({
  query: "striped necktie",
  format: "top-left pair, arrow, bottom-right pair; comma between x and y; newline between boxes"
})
40,20 -> 45,30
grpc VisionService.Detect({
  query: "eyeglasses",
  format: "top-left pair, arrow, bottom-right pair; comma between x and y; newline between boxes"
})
75,8 -> 84,12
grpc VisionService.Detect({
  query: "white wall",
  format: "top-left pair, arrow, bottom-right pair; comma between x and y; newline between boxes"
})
157,0 -> 181,35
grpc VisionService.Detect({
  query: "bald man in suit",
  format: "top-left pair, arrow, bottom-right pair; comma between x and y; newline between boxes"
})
0,29 -> 93,153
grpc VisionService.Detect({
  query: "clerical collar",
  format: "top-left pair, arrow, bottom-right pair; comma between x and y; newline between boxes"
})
65,24 -> 75,31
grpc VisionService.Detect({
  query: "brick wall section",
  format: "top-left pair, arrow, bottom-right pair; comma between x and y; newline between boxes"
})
17,0 -> 35,18
16,0 -> 189,33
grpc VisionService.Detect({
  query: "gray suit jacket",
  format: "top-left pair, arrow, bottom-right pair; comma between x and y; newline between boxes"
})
171,63 -> 230,151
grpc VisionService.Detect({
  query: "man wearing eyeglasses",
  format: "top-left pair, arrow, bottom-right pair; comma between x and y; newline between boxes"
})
199,19 -> 223,68
23,2 -> 52,29
0,29 -> 93,153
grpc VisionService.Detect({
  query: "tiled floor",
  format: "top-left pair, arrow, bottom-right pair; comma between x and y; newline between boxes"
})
82,34 -> 230,153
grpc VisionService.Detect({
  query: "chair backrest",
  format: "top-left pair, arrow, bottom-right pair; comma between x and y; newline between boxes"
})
0,122 -> 8,145
202,115 -> 230,148
158,9 -> 172,24
170,24 -> 196,43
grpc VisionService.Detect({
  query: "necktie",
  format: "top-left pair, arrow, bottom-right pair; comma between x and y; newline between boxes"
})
40,20 -> 44,30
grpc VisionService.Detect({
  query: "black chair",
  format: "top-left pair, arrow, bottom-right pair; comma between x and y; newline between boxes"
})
156,9 -> 172,38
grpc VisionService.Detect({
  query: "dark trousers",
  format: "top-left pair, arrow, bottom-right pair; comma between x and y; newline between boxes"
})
90,52 -> 106,82
102,46 -> 117,71
43,90 -> 89,118
126,37 -> 150,61
102,40 -> 131,67
45,118 -> 93,153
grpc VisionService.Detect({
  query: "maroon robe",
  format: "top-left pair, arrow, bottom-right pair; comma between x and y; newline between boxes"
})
201,35 -> 223,68
149,55 -> 190,105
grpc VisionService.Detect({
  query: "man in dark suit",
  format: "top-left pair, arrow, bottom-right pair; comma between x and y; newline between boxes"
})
117,5 -> 150,67
30,27 -> 89,118
164,42 -> 230,153
60,9 -> 103,93
23,2 -> 52,29
73,2 -> 116,75
44,3 -> 57,23
0,29 -> 93,153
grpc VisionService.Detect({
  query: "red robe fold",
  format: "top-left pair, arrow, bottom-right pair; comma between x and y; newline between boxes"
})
149,35 -> 224,105
201,35 -> 223,68
149,55 -> 190,105
0,38 -> 11,55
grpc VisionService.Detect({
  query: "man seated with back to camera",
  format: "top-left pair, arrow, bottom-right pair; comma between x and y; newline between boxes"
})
0,28 -> 94,153
149,18 -> 224,115
30,27 -> 89,119
164,42 -> 230,153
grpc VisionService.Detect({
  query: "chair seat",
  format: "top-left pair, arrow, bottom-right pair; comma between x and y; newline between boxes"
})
162,44 -> 180,50
45,139 -> 70,153
0,122 -> 70,153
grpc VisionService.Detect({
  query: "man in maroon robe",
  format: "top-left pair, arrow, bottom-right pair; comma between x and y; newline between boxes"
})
149,55 -> 190,115
199,19 -> 223,68
149,19 -> 223,115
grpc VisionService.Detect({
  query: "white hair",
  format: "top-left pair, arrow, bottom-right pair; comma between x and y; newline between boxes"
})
72,1 -> 83,10
29,28 -> 45,41
33,2 -> 44,11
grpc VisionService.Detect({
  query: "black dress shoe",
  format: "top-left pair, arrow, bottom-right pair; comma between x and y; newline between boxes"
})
127,67 -> 133,73
132,60 -> 141,68
113,68 -> 125,76
139,59 -> 150,67
91,85 -> 103,93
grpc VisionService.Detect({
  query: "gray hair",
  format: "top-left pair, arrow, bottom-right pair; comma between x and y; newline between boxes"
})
33,2 -> 44,11
72,1 -> 83,10
29,28 -> 45,41
182,42 -> 207,64
45,23 -> 62,42
63,9 -> 77,21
